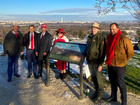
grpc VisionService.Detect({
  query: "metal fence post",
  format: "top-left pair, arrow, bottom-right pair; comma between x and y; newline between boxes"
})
46,58 -> 50,87
79,64 -> 83,100
68,62 -> 70,73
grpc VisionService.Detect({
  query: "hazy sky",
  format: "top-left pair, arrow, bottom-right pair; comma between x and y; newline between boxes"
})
0,0 -> 136,21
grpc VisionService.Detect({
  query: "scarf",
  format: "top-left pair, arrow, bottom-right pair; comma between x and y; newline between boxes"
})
53,35 -> 65,44
106,30 -> 121,66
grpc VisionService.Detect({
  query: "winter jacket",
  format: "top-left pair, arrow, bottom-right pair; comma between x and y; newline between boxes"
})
3,30 -> 24,57
86,33 -> 106,65
111,34 -> 134,67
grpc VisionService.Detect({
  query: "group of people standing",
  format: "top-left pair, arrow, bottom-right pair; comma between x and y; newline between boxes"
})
3,22 -> 134,105
3,24 -> 68,82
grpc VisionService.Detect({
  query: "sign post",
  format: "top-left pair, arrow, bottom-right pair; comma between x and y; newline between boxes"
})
79,64 -> 84,100
49,42 -> 87,100
46,58 -> 50,87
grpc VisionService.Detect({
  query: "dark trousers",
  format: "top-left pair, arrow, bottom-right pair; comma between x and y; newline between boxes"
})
38,58 -> 48,75
108,66 -> 127,104
88,61 -> 104,97
26,49 -> 37,74
7,56 -> 19,78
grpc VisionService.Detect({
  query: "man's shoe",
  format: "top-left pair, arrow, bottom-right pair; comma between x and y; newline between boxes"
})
63,73 -> 67,79
27,74 -> 32,78
34,73 -> 39,79
90,92 -> 98,99
93,96 -> 103,104
103,96 -> 117,102
7,77 -> 12,82
121,102 -> 127,105
14,74 -> 20,77
60,73 -> 64,80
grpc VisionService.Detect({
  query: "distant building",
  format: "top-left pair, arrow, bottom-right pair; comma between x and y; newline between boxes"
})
61,17 -> 63,22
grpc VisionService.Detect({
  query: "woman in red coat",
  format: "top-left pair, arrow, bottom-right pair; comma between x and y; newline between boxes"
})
53,28 -> 69,79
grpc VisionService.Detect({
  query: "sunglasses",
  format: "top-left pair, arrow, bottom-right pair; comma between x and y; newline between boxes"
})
58,32 -> 63,34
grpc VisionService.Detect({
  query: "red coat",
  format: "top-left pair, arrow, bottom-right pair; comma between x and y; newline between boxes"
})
53,35 -> 69,70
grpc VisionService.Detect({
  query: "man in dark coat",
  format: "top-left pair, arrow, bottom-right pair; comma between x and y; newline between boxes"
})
3,24 -> 24,82
35,24 -> 52,77
23,25 -> 38,79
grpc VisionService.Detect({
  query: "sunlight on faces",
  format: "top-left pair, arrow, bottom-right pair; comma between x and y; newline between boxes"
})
58,32 -> 63,38
110,24 -> 119,35
29,26 -> 34,33
92,28 -> 99,35
12,26 -> 19,33
41,27 -> 47,33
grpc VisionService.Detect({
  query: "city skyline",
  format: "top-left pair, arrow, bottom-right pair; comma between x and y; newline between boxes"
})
0,0 -> 136,21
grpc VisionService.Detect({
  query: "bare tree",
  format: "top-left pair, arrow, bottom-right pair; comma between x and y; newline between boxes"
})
95,0 -> 140,20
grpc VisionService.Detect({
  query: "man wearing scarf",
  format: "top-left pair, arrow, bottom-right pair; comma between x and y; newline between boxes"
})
86,22 -> 106,103
104,23 -> 134,105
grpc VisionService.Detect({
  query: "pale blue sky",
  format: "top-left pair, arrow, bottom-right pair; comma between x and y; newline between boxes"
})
0,0 -> 136,21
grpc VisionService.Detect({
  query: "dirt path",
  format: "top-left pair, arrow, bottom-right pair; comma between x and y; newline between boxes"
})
0,56 -> 140,105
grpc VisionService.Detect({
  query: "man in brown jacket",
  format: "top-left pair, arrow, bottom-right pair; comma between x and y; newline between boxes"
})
104,23 -> 134,105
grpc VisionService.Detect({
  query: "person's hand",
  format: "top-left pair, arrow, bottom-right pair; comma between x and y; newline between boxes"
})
21,52 -> 24,55
43,52 -> 47,56
5,54 -> 8,57
56,35 -> 59,38
36,52 -> 38,56
98,65 -> 102,72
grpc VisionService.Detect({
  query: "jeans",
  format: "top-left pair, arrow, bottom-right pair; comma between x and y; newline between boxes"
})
7,56 -> 19,78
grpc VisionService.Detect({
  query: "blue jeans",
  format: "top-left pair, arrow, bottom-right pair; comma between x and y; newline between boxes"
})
7,56 -> 19,78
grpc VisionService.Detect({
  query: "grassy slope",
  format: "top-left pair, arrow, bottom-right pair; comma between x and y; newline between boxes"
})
102,53 -> 140,95
125,53 -> 140,94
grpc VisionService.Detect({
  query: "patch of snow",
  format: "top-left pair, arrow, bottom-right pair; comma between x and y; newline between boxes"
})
134,50 -> 140,53
136,65 -> 140,68
62,91 -> 71,99
66,78 -> 80,87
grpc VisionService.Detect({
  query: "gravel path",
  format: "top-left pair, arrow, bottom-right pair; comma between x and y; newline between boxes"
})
0,56 -> 140,105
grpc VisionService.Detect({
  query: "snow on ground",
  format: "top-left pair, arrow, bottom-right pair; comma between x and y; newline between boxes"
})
0,44 -> 3,55
50,59 -> 109,81
0,40 -> 140,104
50,59 -> 87,75
134,50 -> 140,54
0,54 -> 140,105
127,54 -> 140,68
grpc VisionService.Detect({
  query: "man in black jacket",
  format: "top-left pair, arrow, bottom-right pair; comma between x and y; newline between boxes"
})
23,25 -> 38,79
3,24 -> 24,82
35,24 -> 52,77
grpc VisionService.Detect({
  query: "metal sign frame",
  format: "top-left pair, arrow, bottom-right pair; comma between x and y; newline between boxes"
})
48,42 -> 87,100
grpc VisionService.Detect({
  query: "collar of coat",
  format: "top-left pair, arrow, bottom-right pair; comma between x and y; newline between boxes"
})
10,30 -> 22,35
88,33 -> 99,37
